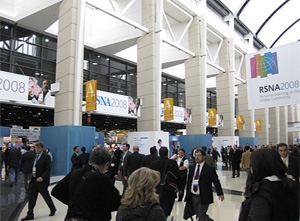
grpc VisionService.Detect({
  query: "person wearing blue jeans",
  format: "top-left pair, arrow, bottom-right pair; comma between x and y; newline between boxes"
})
7,146 -> 21,187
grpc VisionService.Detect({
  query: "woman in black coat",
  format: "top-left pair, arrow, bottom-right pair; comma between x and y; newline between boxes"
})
239,148 -> 299,221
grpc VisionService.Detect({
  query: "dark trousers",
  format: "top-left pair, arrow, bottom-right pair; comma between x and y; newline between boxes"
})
191,194 -> 212,221
23,173 -> 32,191
27,179 -> 56,215
232,168 -> 240,177
160,191 -> 175,216
178,175 -> 187,200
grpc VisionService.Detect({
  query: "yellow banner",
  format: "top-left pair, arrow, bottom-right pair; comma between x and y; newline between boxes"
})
236,115 -> 244,130
164,98 -> 174,121
256,120 -> 262,132
208,109 -> 216,126
86,80 -> 97,111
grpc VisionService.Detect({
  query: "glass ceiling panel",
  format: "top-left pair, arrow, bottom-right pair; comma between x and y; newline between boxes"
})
239,0 -> 285,34
258,0 -> 300,48
273,22 -> 300,48
219,0 -> 246,14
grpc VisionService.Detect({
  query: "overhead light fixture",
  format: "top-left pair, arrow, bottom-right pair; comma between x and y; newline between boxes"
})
129,73 -> 134,75
45,38 -> 49,42
106,58 -> 109,61
92,62 -> 97,65
97,55 -> 101,58
4,26 -> 8,29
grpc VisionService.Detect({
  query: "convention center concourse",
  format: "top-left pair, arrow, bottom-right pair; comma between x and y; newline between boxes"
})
0,0 -> 300,220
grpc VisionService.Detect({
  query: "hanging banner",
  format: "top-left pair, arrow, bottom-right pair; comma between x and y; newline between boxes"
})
0,70 -> 55,107
255,120 -> 262,132
86,80 -> 97,111
246,42 -> 300,109
164,98 -> 174,121
236,115 -> 244,130
208,109 -> 216,126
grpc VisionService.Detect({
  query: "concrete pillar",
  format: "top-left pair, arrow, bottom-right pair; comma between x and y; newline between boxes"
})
293,104 -> 300,143
55,0 -> 85,126
185,15 -> 206,134
288,105 -> 296,144
279,106 -> 288,144
216,37 -> 235,136
255,108 -> 269,145
269,107 -> 280,145
238,60 -> 254,137
137,0 -> 162,131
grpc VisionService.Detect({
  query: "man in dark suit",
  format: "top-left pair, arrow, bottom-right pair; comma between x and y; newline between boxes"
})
20,146 -> 35,191
78,146 -> 90,168
7,145 -> 21,187
123,145 -> 144,180
141,146 -> 158,167
71,146 -> 80,171
150,146 -> 179,217
118,143 -> 132,195
21,142 -> 56,220
106,148 -> 120,184
278,143 -> 299,182
51,149 -> 121,220
230,145 -> 241,178
185,150 -> 224,221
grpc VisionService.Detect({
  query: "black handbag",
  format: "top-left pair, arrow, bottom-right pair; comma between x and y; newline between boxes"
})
160,160 -> 178,193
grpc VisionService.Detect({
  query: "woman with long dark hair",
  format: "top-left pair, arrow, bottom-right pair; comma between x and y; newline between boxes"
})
239,148 -> 299,220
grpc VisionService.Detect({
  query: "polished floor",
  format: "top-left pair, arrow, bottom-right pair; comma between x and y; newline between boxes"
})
2,162 -> 247,221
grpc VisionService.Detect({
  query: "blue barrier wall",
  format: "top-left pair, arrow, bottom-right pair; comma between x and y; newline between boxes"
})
95,132 -> 105,147
239,137 -> 258,146
0,127 -> 10,137
179,134 -> 213,156
40,125 -> 96,176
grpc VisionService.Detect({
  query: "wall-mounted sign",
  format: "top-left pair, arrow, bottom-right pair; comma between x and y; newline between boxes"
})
208,109 -> 216,126
164,98 -> 174,121
86,80 -> 97,111
236,115 -> 244,130
11,128 -> 40,136
255,120 -> 262,132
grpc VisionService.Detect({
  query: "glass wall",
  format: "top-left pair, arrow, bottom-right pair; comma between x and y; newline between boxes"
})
0,21 -> 57,84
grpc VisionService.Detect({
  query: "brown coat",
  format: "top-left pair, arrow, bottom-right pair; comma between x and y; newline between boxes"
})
241,150 -> 251,169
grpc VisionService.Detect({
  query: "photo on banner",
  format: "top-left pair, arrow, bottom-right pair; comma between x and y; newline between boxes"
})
28,77 -> 51,105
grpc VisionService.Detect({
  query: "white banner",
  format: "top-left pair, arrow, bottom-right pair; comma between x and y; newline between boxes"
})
0,71 -> 55,108
246,42 -> 300,109
11,128 -> 40,136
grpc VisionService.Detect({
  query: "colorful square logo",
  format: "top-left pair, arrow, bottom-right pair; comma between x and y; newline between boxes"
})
250,52 -> 279,78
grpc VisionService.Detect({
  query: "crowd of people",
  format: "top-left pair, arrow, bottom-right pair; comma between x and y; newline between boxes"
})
0,141 -> 299,220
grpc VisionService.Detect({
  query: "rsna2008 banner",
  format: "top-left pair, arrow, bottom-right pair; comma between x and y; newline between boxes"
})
246,42 -> 300,109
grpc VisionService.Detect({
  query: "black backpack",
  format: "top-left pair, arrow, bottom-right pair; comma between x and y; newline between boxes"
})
122,203 -> 159,221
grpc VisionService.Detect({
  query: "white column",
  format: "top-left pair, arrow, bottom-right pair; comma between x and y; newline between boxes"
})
288,105 -> 296,144
238,59 -> 255,137
279,106 -> 288,144
255,108 -> 269,145
269,107 -> 280,145
185,14 -> 206,134
137,0 -> 161,131
55,0 -> 85,126
216,36 -> 235,136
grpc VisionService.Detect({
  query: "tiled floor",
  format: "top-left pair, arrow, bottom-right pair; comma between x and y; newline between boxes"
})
4,162 -> 247,221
